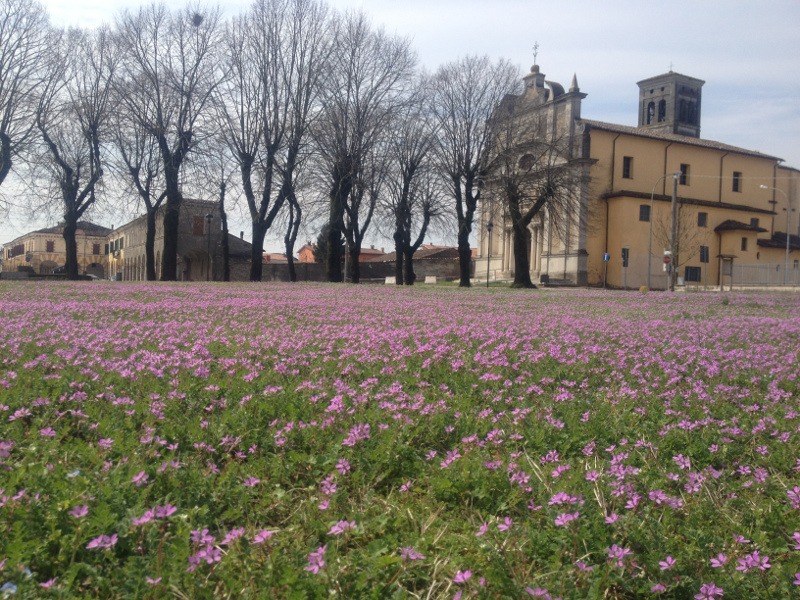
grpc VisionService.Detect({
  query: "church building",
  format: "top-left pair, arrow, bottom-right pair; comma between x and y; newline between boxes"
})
476,65 -> 800,289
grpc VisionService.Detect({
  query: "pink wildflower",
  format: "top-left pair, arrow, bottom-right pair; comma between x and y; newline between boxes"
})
453,570 -> 472,584
306,545 -> 326,574
399,546 -> 425,560
694,582 -> 724,599
252,530 -> 274,544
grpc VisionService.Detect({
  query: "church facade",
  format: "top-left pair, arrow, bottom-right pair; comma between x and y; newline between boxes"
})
476,65 -> 800,289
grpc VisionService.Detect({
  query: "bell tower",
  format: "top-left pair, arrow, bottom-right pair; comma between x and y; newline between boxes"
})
637,71 -> 704,138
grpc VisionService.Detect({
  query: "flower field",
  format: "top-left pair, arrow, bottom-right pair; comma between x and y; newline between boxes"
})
1,282 -> 799,599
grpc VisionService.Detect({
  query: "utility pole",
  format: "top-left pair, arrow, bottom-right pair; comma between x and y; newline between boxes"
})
669,174 -> 678,291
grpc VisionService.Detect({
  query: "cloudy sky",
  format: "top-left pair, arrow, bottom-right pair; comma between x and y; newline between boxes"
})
2,0 -> 799,249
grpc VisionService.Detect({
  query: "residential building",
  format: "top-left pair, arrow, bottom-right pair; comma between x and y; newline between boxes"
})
2,221 -> 110,277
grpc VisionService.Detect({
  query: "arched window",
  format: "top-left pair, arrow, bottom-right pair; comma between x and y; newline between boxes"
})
646,101 -> 655,125
658,100 -> 666,122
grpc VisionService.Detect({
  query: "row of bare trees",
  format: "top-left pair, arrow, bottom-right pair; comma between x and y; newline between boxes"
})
1,0 -> 576,286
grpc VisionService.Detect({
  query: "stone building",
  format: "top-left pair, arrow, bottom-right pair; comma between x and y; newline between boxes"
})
476,65 -> 800,289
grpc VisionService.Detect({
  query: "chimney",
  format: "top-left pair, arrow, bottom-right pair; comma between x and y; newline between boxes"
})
240,231 -> 244,239
370,244 -> 375,249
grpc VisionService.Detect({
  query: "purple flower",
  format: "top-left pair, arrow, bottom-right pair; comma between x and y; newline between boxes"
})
710,553 -> 728,568
69,505 -> 88,519
86,534 -> 118,550
155,504 -> 177,518
694,582 -> 724,599
497,517 -> 513,532
399,546 -> 425,560
221,527 -> 245,546
328,520 -> 356,536
132,471 -> 149,487
475,522 -> 488,537
243,476 -> 260,487
252,530 -> 274,544
306,545 -> 326,574
659,556 -> 676,570
453,570 -> 472,584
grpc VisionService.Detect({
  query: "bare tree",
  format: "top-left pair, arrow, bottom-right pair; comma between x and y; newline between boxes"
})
484,109 -> 583,288
35,27 -> 117,280
652,200 -> 704,287
108,113 -> 165,280
382,81 -> 445,285
217,0 -> 329,281
0,0 -> 50,190
430,55 -> 520,287
115,3 -> 223,281
314,11 -> 415,282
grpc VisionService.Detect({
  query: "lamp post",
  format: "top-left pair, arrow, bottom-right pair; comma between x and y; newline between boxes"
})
760,184 -> 794,286
205,213 -> 213,281
485,220 -> 493,288
647,172 -> 680,290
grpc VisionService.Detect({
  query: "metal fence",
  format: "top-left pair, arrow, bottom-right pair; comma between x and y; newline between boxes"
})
732,263 -> 800,287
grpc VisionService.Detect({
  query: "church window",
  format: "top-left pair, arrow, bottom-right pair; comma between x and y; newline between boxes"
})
646,102 -> 655,125
639,204 -> 650,222
622,156 -> 633,179
657,100 -> 666,122
732,172 -> 742,192
679,164 -> 690,185
679,100 -> 688,121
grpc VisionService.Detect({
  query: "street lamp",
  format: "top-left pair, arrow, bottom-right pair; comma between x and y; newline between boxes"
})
760,184 -> 794,286
647,172 -> 680,289
205,213 -> 213,281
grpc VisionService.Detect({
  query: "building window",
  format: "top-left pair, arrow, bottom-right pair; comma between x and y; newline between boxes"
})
732,171 -> 742,192
684,266 -> 701,282
104,243 -> 109,255
622,156 -> 633,179
699,245 -> 710,263
750,218 -> 759,228
657,100 -> 666,122
92,243 -> 101,255
697,212 -> 707,227
679,164 -> 690,185
46,240 -> 55,253
639,204 -> 650,222
741,237 -> 748,252
193,216 -> 206,237
646,101 -> 655,125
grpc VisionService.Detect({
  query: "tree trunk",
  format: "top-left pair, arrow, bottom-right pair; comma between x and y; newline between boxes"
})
349,247 -> 361,284
145,209 -> 157,281
403,248 -> 415,286
160,190 -> 181,281
457,224 -> 472,287
284,200 -> 301,283
62,218 -> 80,280
250,221 -> 267,282
326,199 -> 344,282
393,233 -> 404,284
220,215 -> 230,283
510,221 -> 535,288
0,132 -> 11,189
